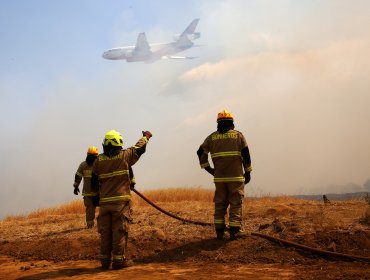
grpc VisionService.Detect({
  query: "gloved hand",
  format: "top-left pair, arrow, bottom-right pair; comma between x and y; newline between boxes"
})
142,131 -> 152,139
73,187 -> 80,195
244,172 -> 251,185
205,166 -> 215,176
130,183 -> 136,191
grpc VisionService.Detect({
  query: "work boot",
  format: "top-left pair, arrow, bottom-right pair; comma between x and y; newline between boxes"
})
100,259 -> 111,270
216,228 -> 225,240
229,227 -> 249,240
112,259 -> 133,270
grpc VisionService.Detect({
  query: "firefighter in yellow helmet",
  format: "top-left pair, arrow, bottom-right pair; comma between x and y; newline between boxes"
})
92,129 -> 152,270
73,146 -> 99,229
197,110 -> 252,240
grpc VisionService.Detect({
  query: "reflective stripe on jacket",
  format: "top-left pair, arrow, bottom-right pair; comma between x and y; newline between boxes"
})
82,192 -> 98,196
214,176 -> 245,183
199,130 -> 252,182
92,136 -> 149,204
74,161 -> 96,196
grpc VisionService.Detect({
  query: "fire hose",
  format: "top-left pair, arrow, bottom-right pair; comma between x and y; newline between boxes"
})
132,188 -> 370,263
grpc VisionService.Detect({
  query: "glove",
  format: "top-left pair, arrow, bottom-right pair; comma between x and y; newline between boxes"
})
244,172 -> 251,185
205,166 -> 215,176
142,131 -> 152,139
73,187 -> 80,195
130,183 -> 136,191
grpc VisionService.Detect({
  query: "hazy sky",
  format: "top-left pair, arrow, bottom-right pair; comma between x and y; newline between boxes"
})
1,0 -> 370,217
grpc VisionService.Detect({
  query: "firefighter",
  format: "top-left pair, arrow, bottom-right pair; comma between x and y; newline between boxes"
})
197,110 -> 252,240
92,129 -> 152,270
73,146 -> 99,229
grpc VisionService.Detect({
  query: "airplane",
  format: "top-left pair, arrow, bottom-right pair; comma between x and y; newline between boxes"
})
102,19 -> 200,63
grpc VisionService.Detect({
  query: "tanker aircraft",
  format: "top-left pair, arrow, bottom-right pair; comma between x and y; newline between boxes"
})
102,19 -> 200,63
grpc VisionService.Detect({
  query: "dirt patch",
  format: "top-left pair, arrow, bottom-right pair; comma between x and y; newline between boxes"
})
312,230 -> 370,256
1,256 -> 369,280
0,256 -> 298,280
1,237 -> 99,262
1,198 -> 370,279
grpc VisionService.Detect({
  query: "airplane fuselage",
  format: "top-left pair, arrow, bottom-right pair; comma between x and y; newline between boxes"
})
102,41 -> 193,62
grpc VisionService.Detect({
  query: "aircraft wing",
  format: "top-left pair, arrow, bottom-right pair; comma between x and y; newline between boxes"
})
134,32 -> 151,55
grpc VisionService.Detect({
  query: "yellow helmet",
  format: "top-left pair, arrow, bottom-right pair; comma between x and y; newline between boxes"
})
217,110 -> 234,122
87,146 -> 99,155
103,130 -> 123,147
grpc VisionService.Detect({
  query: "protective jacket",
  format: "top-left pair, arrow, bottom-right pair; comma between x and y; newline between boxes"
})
74,161 -> 98,197
198,130 -> 252,183
92,136 -> 148,204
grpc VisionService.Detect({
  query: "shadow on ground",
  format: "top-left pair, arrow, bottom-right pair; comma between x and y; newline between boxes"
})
135,238 -> 228,263
16,267 -> 101,280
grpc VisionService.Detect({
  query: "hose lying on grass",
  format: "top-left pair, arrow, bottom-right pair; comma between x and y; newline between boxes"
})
133,188 -> 370,263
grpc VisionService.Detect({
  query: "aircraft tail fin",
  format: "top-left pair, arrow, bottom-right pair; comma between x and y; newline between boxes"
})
180,18 -> 200,36
176,19 -> 200,46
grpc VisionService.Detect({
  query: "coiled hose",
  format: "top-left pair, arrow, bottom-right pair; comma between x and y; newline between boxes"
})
133,189 -> 370,263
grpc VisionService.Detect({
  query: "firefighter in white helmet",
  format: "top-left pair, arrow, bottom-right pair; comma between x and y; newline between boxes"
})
73,146 -> 99,229
197,110 -> 252,240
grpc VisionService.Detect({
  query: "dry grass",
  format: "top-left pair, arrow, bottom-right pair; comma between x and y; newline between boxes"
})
2,214 -> 27,222
132,187 -> 214,206
245,195 -> 306,204
27,200 -> 85,219
3,188 -> 368,226
2,200 -> 86,221
360,205 -> 370,225
3,188 -> 214,220
242,197 -> 369,235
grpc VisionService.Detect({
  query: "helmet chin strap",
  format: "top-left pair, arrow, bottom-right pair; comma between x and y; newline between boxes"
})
103,144 -> 121,157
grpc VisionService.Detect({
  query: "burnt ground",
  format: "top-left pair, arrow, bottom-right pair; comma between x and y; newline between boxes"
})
0,198 -> 369,279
